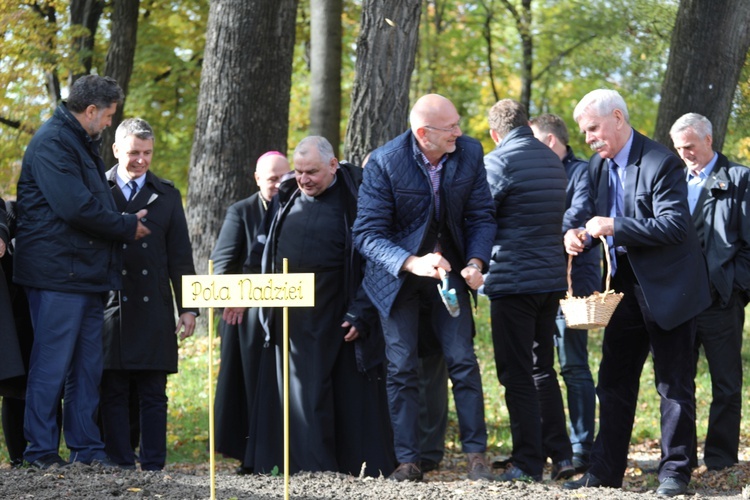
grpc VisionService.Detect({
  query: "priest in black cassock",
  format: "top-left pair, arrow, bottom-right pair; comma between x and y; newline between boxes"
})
243,136 -> 395,477
210,151 -> 290,473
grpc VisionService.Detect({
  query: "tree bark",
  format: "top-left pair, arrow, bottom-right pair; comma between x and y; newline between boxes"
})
102,0 -> 141,168
654,0 -> 750,150
187,0 -> 298,275
309,0 -> 342,156
69,0 -> 104,84
343,0 -> 421,166
500,0 -> 532,112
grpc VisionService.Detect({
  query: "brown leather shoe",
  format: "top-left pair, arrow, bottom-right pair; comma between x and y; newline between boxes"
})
467,452 -> 495,481
388,462 -> 423,482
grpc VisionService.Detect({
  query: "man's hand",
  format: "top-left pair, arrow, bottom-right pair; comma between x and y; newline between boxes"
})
585,216 -> 614,238
134,209 -> 151,240
401,252 -> 450,279
564,228 -> 588,255
342,320 -> 360,342
460,259 -> 484,290
176,312 -> 196,340
222,307 -> 247,325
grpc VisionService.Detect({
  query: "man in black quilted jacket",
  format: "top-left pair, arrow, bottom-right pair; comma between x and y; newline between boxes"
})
483,99 -> 571,483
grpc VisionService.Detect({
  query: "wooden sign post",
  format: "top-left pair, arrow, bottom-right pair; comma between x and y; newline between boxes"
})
182,260 -> 314,500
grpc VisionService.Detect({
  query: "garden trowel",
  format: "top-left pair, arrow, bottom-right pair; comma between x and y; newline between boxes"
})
437,267 -> 460,318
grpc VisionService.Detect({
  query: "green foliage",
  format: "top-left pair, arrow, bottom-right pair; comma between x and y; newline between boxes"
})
0,1 -> 66,196
0,0 -> 208,198
2,0 -> 748,199
118,0 -> 207,193
412,0 -> 679,157
725,59 -> 750,164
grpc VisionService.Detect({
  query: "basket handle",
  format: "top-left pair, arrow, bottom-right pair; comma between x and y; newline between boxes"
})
600,235 -> 613,293
566,234 -> 614,296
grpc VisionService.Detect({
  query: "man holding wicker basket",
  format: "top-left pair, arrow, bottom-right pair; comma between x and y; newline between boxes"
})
562,89 -> 711,498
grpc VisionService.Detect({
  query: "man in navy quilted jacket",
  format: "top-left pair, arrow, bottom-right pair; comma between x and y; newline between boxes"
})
353,94 -> 496,482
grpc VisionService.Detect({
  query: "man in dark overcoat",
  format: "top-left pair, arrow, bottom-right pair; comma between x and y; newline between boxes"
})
100,118 -> 197,471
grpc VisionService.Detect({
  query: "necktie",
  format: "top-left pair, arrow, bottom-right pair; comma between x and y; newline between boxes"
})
127,180 -> 138,202
609,161 -> 624,217
607,161 -> 623,276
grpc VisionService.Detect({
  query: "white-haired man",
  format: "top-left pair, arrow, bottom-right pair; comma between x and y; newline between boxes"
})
563,89 -> 710,497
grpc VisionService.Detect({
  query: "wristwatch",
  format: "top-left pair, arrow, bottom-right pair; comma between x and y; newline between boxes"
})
466,262 -> 482,272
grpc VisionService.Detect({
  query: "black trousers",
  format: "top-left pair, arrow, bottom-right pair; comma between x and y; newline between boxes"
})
589,256 -> 696,487
692,291 -> 744,469
490,290 -> 570,477
100,370 -> 168,470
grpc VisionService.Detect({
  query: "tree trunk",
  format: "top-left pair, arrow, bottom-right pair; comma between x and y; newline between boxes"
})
69,0 -> 104,83
102,0 -> 141,168
500,0 -> 532,112
187,0 -> 298,275
654,0 -> 750,150
309,0 -> 342,156
343,0 -> 421,166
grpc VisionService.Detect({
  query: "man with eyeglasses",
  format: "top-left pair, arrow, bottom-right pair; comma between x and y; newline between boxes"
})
354,93 -> 496,482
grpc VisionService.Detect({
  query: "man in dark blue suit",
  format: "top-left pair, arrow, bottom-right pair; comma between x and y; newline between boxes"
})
354,94 -> 496,482
562,89 -> 710,497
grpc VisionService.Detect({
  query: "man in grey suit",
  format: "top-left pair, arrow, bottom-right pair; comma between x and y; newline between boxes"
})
563,89 -> 710,497
670,113 -> 750,471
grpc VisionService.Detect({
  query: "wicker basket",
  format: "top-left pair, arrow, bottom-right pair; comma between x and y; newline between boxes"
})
559,235 -> 623,329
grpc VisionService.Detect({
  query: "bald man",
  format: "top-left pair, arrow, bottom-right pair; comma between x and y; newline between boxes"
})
354,94 -> 496,482
211,151 -> 290,473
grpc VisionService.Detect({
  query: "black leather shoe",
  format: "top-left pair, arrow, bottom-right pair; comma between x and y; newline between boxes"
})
498,463 -> 540,482
388,462 -> 423,482
551,459 -> 575,480
563,472 -> 604,489
656,477 -> 688,496
29,453 -> 68,470
90,456 -> 133,469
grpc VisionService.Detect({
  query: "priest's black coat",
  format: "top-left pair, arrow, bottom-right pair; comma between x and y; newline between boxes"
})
242,163 -> 395,477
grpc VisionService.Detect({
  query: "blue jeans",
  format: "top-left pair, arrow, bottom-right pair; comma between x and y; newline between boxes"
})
555,313 -> 596,457
24,288 -> 107,464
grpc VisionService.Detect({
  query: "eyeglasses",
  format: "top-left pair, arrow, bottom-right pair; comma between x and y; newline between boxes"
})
424,121 -> 461,133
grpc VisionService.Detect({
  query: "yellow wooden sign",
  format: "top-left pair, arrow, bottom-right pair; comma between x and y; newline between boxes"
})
181,273 -> 315,308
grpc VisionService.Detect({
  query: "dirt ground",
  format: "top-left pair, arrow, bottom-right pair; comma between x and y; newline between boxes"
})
2,446 -> 750,500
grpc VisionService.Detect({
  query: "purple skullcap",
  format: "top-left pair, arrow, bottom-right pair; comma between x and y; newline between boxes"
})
257,151 -> 286,164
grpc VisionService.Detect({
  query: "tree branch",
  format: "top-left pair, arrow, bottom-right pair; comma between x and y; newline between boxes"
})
534,33 -> 597,80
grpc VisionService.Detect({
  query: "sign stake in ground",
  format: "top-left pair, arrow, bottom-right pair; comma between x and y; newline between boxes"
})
182,259 -> 315,500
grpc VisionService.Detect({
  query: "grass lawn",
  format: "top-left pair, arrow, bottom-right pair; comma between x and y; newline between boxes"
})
0,300 -> 748,467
